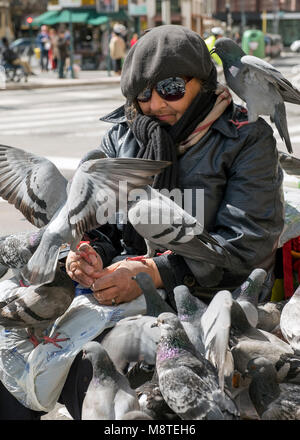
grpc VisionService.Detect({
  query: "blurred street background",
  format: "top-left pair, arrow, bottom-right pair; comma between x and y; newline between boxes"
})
0,0 -> 300,420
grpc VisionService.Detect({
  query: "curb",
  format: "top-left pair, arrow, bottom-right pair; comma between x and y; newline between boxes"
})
2,77 -> 121,91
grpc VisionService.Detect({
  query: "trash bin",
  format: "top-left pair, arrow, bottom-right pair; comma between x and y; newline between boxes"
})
242,30 -> 265,58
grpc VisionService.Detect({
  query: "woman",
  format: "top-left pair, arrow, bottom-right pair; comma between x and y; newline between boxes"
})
0,25 -> 284,420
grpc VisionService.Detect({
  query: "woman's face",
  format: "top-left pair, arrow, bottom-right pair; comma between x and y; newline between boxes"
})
138,78 -> 202,126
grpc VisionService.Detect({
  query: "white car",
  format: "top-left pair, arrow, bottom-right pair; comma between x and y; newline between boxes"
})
290,40 -> 300,52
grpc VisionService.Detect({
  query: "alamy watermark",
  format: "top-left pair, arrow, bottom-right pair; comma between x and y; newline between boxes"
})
94,182 -> 205,227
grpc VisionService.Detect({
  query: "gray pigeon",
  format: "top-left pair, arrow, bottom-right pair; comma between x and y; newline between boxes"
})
132,272 -> 175,317
279,151 -> 300,176
232,268 -> 267,327
101,315 -> 160,372
81,341 -> 140,420
0,229 -> 44,272
128,187 -> 231,268
211,37 -> 300,153
0,144 -> 170,286
245,356 -> 300,420
0,266 -> 75,347
230,300 -> 293,378
257,300 -> 287,333
280,285 -> 300,354
152,312 -> 240,420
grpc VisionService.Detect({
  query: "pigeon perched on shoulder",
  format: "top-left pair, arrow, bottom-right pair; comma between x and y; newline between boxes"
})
211,37 -> 300,154
280,285 -> 300,354
245,356 -> 300,420
132,272 -> 175,317
232,268 -> 267,327
81,341 -> 140,420
152,312 -> 239,420
0,144 -> 170,286
0,266 -> 75,347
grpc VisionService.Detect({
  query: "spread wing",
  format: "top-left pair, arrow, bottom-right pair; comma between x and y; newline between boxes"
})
67,157 -> 171,237
0,145 -> 68,228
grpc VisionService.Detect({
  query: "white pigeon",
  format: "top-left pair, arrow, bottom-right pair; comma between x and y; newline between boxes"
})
280,285 -> 300,354
81,341 -> 140,420
0,144 -> 170,285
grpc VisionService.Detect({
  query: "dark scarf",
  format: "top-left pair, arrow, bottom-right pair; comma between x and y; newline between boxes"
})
122,89 -> 217,254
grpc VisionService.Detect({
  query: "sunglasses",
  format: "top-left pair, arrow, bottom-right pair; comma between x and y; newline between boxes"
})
136,77 -> 191,103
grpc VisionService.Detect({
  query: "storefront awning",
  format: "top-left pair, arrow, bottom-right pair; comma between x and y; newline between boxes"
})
32,8 -> 129,27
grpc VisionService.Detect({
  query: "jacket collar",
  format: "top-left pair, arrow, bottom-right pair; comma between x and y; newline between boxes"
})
100,103 -> 239,139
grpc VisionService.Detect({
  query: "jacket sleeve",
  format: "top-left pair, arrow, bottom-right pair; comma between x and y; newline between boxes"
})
153,118 -> 284,294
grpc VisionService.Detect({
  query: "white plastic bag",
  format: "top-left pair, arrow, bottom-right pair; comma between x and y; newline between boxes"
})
0,278 -> 146,412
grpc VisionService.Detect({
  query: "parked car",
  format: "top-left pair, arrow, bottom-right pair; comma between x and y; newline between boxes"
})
290,40 -> 300,53
264,34 -> 283,58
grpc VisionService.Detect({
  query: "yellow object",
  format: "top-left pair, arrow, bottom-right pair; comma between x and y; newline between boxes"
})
271,278 -> 285,302
34,47 -> 40,59
205,35 -> 222,66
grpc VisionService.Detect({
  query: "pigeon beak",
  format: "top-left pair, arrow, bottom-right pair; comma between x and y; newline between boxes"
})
210,47 -> 216,55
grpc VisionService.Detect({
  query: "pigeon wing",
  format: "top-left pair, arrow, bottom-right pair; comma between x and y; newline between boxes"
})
241,55 -> 300,105
0,145 -> 68,228
67,158 -> 171,239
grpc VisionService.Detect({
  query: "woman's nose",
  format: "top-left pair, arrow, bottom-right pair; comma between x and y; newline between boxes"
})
149,89 -> 167,112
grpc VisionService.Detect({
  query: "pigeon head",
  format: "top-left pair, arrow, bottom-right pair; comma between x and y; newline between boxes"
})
82,341 -> 114,374
210,37 -> 245,65
151,312 -> 181,332
245,356 -> 277,379
173,285 -> 204,321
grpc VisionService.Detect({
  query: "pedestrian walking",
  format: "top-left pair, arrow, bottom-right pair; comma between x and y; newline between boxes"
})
36,25 -> 51,71
57,30 -> 69,79
49,28 -> 58,71
109,30 -> 126,75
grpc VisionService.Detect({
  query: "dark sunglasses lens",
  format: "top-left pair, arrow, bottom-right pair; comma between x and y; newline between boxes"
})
156,77 -> 186,101
137,87 -> 152,102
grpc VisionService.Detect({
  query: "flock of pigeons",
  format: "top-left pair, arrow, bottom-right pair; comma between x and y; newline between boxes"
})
0,37 -> 299,419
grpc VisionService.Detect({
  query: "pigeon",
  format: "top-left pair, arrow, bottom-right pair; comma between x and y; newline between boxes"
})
136,369 -> 179,420
132,272 -> 175,317
81,341 -> 140,420
0,229 -> 44,272
101,315 -> 160,372
152,312 -> 239,420
230,300 -> 293,377
127,186 -> 231,268
257,300 -> 287,333
232,268 -> 267,327
280,285 -> 300,354
211,37 -> 300,154
0,265 -> 75,346
245,356 -> 300,420
0,144 -> 170,285
275,352 -> 300,384
279,151 -> 300,176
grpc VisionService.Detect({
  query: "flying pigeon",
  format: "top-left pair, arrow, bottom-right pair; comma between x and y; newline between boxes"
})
0,144 -> 170,285
280,285 -> 300,354
0,229 -> 44,272
128,186 -> 231,267
81,341 -> 140,420
211,37 -> 300,154
132,272 -> 175,317
152,312 -> 240,420
245,356 -> 300,420
101,314 -> 160,373
0,266 -> 75,347
232,268 -> 267,327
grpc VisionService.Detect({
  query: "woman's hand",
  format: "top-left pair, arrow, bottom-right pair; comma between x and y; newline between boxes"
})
91,258 -> 163,306
65,243 -> 103,287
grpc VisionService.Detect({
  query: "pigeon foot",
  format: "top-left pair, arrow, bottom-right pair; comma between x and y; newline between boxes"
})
229,119 -> 250,130
42,332 -> 69,349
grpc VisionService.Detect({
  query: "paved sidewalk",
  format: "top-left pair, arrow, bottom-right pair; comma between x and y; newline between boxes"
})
2,69 -> 121,91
